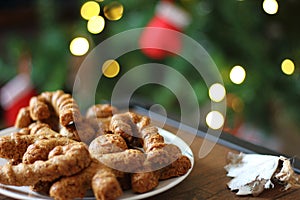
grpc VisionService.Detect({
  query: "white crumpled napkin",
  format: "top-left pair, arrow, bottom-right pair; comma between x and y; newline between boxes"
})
224,152 -> 300,196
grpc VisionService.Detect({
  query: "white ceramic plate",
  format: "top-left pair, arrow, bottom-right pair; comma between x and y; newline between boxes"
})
0,127 -> 194,200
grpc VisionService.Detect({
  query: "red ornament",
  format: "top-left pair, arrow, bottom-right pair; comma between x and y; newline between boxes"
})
139,0 -> 190,60
0,74 -> 36,126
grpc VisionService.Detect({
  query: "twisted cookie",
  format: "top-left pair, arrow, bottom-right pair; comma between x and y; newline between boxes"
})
29,96 -> 51,121
22,137 -> 76,164
92,167 -> 123,200
109,112 -> 191,194
49,90 -> 82,126
130,154 -> 191,194
94,149 -> 145,173
59,119 -> 96,143
50,159 -> 123,200
0,124 -> 74,164
15,107 -> 32,128
0,134 -> 34,162
50,159 -> 103,200
86,104 -> 117,119
50,134 -> 130,200
110,112 -> 141,145
159,155 -> 192,180
110,112 -> 181,167
131,169 -> 161,193
0,142 -> 91,186
86,104 -> 118,136
15,90 -> 83,128
89,134 -> 128,155
89,134 -> 145,173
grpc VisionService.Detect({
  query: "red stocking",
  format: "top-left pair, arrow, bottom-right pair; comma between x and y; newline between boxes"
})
139,0 -> 190,60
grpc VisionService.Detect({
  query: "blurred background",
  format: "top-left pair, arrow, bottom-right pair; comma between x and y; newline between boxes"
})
0,0 -> 300,156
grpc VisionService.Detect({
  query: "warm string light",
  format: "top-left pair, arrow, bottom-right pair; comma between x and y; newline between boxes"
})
206,111 -> 224,130
81,1 -> 100,20
209,83 -> 226,102
229,65 -> 246,84
102,59 -> 120,78
281,59 -> 295,75
80,1 -> 124,35
104,2 -> 124,21
70,1 -> 125,55
87,16 -> 105,34
263,0 -> 279,15
81,0 -> 105,35
69,37 -> 89,56
70,1 -> 125,56
207,82 -> 226,130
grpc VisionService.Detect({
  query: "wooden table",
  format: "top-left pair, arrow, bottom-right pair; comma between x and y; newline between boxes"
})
0,107 -> 299,200
145,119 -> 300,199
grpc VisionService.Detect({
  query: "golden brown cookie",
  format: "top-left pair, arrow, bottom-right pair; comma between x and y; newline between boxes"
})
15,107 -> 33,128
0,142 -> 91,186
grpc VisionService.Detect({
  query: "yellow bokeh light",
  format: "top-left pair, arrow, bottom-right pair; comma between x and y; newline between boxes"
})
281,59 -> 295,75
69,37 -> 89,56
103,1 -> 124,21
263,0 -> 279,15
81,1 -> 100,20
102,59 -> 120,78
229,65 -> 246,84
209,83 -> 226,102
87,16 -> 105,34
206,111 -> 224,130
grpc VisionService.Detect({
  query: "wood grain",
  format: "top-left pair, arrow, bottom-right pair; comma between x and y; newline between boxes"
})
145,123 -> 300,200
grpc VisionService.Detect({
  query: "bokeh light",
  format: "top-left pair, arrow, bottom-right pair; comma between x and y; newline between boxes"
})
209,83 -> 226,102
262,0 -> 279,15
281,59 -> 295,75
103,1 -> 124,21
206,111 -> 224,130
102,59 -> 120,78
69,37 -> 89,56
229,65 -> 246,84
81,1 -> 101,20
87,16 -> 105,34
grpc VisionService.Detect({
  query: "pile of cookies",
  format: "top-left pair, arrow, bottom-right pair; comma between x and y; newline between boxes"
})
0,90 -> 191,200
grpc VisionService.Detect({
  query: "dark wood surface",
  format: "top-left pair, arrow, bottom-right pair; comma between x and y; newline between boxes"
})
145,122 -> 300,200
0,108 -> 299,200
